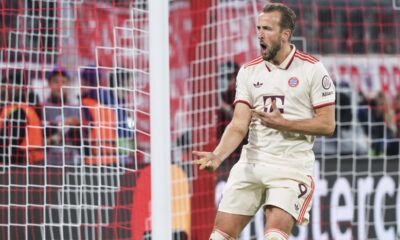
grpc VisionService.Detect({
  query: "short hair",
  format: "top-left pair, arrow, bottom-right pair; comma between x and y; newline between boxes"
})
46,66 -> 70,81
80,67 -> 99,86
263,3 -> 296,34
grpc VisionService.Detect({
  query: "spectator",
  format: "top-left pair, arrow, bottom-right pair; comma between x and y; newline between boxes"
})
334,81 -> 363,155
388,93 -> 400,156
80,67 -> 99,101
172,131 -> 192,164
217,61 -> 239,138
336,82 -> 352,132
0,70 -> 43,164
79,67 -> 118,165
357,91 -> 370,136
105,69 -> 136,164
394,93 -> 400,138
216,61 -> 246,181
43,67 -> 82,165
368,92 -> 397,156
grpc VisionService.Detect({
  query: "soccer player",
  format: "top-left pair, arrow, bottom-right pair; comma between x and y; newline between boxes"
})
193,3 -> 335,240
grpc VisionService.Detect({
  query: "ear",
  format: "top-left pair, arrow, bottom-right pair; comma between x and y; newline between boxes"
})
281,29 -> 291,42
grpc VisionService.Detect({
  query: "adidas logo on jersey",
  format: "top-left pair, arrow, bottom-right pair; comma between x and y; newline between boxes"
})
253,81 -> 263,88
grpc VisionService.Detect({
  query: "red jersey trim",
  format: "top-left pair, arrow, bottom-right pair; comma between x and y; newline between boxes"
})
214,229 -> 234,239
298,176 -> 315,224
294,55 -> 317,64
296,50 -> 319,62
295,52 -> 318,64
313,102 -> 335,109
265,229 -> 289,240
244,56 -> 263,68
233,100 -> 252,109
283,50 -> 296,70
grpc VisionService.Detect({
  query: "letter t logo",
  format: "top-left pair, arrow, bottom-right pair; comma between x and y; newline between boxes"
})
263,95 -> 285,113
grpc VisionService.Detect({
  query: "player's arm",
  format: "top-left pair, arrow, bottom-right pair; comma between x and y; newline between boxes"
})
252,101 -> 335,136
193,102 -> 252,171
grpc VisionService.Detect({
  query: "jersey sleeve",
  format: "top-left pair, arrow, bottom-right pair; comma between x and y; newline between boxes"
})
310,62 -> 336,108
233,67 -> 252,108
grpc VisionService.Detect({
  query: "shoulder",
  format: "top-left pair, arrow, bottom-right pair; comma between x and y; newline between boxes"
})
243,56 -> 264,69
294,50 -> 320,65
293,50 -> 328,77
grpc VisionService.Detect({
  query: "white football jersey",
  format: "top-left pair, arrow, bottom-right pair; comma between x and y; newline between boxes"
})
234,45 -> 335,174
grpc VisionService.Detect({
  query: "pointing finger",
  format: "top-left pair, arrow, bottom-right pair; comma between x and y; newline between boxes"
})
271,100 -> 277,111
192,151 -> 207,157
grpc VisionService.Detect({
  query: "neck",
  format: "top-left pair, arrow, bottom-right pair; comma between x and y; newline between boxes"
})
270,43 -> 292,66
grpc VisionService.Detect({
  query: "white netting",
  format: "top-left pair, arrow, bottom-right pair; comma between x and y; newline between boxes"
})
0,1 -> 145,239
183,1 -> 400,240
0,1 -> 399,240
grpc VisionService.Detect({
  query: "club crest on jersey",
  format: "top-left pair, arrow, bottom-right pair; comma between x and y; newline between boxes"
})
288,77 -> 299,87
322,75 -> 332,89
253,81 -> 263,88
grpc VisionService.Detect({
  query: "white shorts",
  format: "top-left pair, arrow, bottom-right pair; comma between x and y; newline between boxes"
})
218,161 -> 315,224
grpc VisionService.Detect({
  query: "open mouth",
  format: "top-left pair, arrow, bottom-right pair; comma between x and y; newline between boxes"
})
260,43 -> 267,50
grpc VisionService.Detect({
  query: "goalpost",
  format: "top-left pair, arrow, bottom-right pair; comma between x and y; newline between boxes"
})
149,0 -> 171,239
0,0 -> 399,240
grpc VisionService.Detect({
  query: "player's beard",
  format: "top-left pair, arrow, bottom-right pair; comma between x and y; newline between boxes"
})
261,41 -> 281,62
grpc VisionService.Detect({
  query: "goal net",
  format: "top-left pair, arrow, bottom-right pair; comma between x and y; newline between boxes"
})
186,1 -> 400,240
0,0 -> 399,240
0,1 -> 143,239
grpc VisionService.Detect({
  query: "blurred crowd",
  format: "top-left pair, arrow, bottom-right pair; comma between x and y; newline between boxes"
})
1,62 -> 399,167
315,80 -> 400,157
0,66 -> 136,166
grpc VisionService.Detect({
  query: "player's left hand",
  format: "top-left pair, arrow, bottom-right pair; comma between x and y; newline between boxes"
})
251,100 -> 286,130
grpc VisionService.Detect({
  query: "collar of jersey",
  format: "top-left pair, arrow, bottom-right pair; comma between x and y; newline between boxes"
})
265,44 -> 296,71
